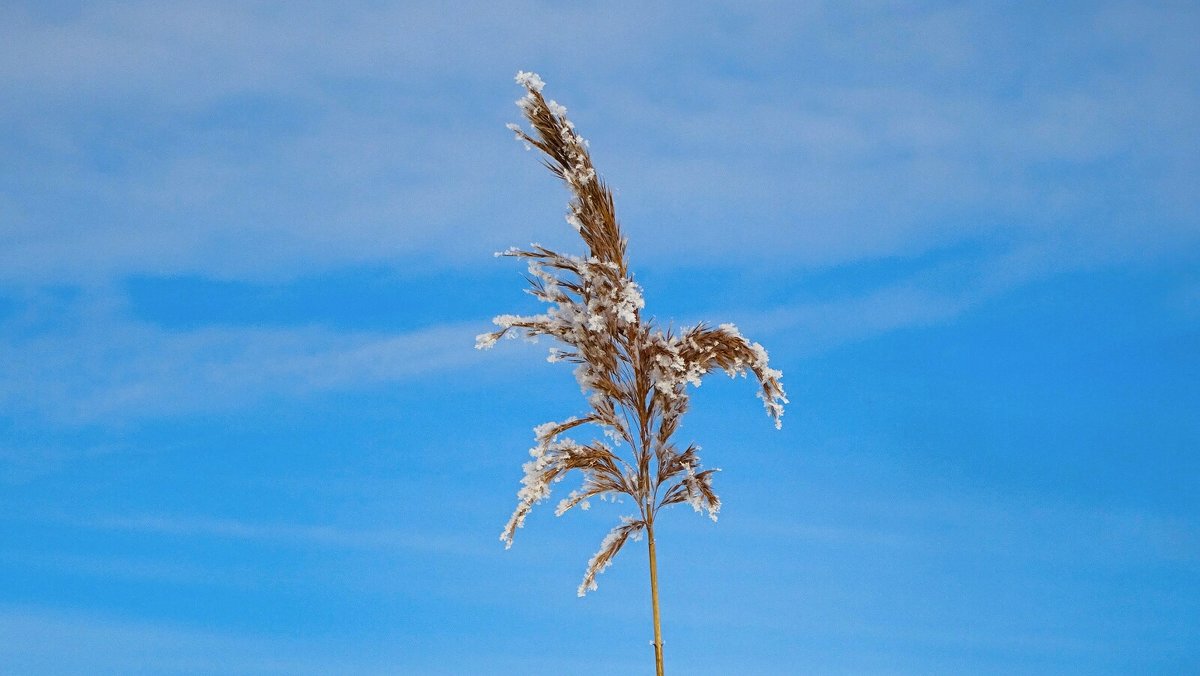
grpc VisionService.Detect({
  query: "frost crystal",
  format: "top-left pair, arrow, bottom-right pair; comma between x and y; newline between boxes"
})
515,70 -> 545,92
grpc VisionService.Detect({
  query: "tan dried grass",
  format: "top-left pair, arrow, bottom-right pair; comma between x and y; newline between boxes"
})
477,71 -> 787,675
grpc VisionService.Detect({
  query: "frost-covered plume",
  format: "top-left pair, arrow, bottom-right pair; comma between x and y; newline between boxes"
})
477,70 -> 787,676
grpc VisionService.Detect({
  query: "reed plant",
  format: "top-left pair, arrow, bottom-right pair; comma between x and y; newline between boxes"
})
477,71 -> 787,676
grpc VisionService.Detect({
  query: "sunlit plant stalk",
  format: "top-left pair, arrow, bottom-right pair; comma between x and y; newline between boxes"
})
477,71 -> 787,676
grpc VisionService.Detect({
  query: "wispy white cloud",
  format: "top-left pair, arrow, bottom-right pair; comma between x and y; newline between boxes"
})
0,1 -> 1195,284
0,289 -> 506,424
720,226 -> 1197,356
78,513 -> 482,556
748,280 -> 978,354
0,550 -> 225,588
0,442 -> 127,484
739,495 -> 1200,565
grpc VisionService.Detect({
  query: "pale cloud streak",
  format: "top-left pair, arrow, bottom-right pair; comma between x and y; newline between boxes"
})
79,513 -> 483,556
0,289 -> 503,424
0,1 -> 1195,284
739,494 -> 1200,566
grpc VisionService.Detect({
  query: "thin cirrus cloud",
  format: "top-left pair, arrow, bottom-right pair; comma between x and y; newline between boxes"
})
0,300 -> 496,424
0,1 -> 1194,435
76,513 -> 485,556
1,1 -> 1195,286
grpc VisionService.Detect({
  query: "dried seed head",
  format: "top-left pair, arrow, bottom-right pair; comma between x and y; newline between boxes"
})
481,71 -> 787,594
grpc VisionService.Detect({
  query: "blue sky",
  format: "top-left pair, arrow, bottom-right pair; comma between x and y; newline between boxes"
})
1,1 -> 1197,673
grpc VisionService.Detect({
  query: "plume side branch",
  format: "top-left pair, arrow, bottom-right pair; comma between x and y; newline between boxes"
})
578,517 -> 645,597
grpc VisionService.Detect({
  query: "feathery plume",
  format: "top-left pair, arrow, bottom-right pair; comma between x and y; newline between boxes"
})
479,70 -> 787,675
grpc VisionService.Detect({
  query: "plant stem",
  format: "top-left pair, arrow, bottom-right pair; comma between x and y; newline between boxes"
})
646,517 -> 665,676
